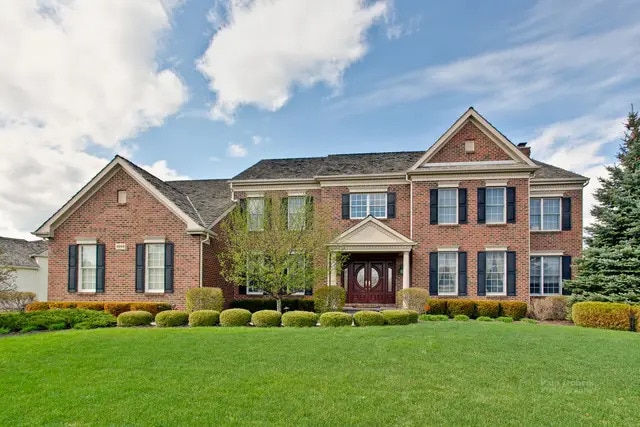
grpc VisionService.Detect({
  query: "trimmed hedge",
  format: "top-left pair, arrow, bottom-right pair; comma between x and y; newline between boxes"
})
281,311 -> 317,327
475,301 -> 500,318
447,300 -> 475,318
25,301 -> 172,318
426,299 -> 447,315
633,306 -> 640,332
572,302 -> 631,331
397,288 -> 430,313
0,309 -> 116,333
477,316 -> 493,322
24,301 -> 49,312
75,302 -> 105,311
314,286 -> 346,313
104,303 -> 131,317
117,311 -> 153,327
353,311 -> 384,326
155,310 -> 189,327
251,310 -> 282,327
220,309 -> 252,327
231,298 -> 314,313
500,302 -> 527,320
381,310 -> 412,326
129,302 -> 171,317
189,310 -> 220,327
420,314 -> 449,321
406,310 -> 419,324
319,312 -> 352,327
497,316 -> 514,323
185,288 -> 224,312
454,314 -> 469,321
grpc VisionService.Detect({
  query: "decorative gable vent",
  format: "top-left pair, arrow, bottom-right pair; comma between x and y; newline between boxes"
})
464,140 -> 475,153
117,190 -> 127,205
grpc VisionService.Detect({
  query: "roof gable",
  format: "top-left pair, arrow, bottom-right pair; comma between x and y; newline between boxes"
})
0,237 -> 47,268
330,216 -> 415,251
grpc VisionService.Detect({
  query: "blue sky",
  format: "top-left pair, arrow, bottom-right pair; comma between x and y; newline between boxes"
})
0,0 -> 638,238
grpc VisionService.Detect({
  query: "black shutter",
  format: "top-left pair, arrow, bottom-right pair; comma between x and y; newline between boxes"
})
562,198 -> 572,230
135,244 -> 145,293
281,197 -> 288,227
477,252 -> 486,296
68,244 -> 78,293
238,285 -> 247,295
263,198 -> 272,230
458,251 -> 467,296
458,188 -> 467,224
430,189 -> 438,225
164,242 -> 174,293
477,188 -> 486,224
305,196 -> 314,229
96,244 -> 105,293
387,192 -> 396,219
506,251 -> 516,296
239,198 -> 246,213
429,252 -> 438,295
507,187 -> 516,223
341,194 -> 350,219
562,256 -> 572,295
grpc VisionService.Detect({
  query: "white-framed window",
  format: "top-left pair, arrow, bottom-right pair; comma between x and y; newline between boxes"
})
437,252 -> 458,295
350,193 -> 387,219
246,253 -> 265,295
486,251 -> 506,295
438,189 -> 458,224
247,197 -> 265,231
530,198 -> 561,231
486,188 -> 506,224
78,245 -> 97,292
288,196 -> 306,230
145,244 -> 165,292
117,190 -> 127,205
530,256 -> 562,295
286,252 -> 308,295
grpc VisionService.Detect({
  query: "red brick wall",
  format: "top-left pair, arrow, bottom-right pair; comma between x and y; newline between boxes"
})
429,121 -> 513,163
204,222 -> 235,307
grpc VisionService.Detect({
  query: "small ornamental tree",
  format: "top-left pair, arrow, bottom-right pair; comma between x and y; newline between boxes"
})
0,249 -> 17,293
218,196 -> 343,313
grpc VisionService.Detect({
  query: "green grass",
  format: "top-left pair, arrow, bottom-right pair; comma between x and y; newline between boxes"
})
1,322 -> 639,426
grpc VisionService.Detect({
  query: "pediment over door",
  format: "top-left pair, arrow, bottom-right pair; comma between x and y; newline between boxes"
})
329,216 -> 415,252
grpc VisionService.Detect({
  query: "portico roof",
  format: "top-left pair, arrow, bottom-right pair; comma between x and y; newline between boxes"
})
329,216 -> 416,252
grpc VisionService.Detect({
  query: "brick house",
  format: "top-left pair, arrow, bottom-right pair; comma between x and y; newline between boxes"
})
34,108 -> 587,308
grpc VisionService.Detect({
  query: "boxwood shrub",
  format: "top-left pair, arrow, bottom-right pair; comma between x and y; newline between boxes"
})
24,302 -> 50,312
381,309 -> 412,325
500,302 -> 528,320
497,316 -> 514,323
396,288 -> 430,313
353,311 -> 384,326
189,310 -> 220,327
220,308 -> 252,327
75,302 -> 105,311
0,309 -> 116,333
419,314 -> 449,321
319,312 -> 352,327
281,311 -> 318,327
185,287 -> 224,312
406,310 -> 419,324
446,300 -> 475,318
314,286 -> 346,313
155,310 -> 189,327
426,299 -> 447,315
231,298 -> 314,313
117,311 -> 153,327
454,314 -> 469,321
130,302 -> 172,318
572,302 -> 632,331
251,310 -> 282,327
477,316 -> 493,322
475,301 -> 500,318
632,306 -> 640,332
104,302 -> 132,317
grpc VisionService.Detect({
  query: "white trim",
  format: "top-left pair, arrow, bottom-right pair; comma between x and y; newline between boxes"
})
530,251 -> 564,256
245,192 -> 265,198
78,244 -> 97,293
485,251 -> 507,296
529,255 -> 563,296
287,191 -> 306,197
528,191 -> 565,198
529,197 -> 561,231
485,180 -> 508,187
145,243 -> 165,293
485,245 -> 508,251
437,246 -> 459,252
348,185 -> 388,193
320,178 -> 407,188
437,188 -> 458,225
409,171 -> 532,181
349,193 -> 388,219
76,238 -> 97,244
329,216 -> 416,251
144,237 -> 166,244
424,160 -> 517,168
287,196 -> 306,231
437,251 -> 459,296
437,181 -> 459,188
485,187 -> 507,224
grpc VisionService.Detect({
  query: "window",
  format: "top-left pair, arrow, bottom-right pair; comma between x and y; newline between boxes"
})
246,253 -> 264,295
486,252 -> 506,294
437,252 -> 458,295
247,198 -> 265,231
78,245 -> 97,292
530,256 -> 562,294
486,188 -> 505,223
286,253 -> 308,295
145,244 -> 165,292
350,193 -> 387,219
117,190 -> 127,205
288,196 -> 306,230
530,198 -> 561,231
438,189 -> 458,224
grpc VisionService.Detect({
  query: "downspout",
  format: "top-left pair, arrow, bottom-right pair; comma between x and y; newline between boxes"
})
199,233 -> 210,288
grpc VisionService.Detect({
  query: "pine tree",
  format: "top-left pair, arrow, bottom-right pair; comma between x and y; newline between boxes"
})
566,107 -> 640,302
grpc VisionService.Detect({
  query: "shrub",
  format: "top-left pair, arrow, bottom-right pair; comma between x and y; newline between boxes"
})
48,301 -> 77,309
129,302 -> 172,318
497,316 -> 514,323
530,296 -> 568,321
396,288 -> 430,314
447,300 -> 475,318
406,310 -> 419,324
426,299 -> 447,315
500,302 -> 528,320
220,308 -> 252,327
353,311 -> 384,326
104,302 -> 131,317
314,286 -> 346,313
189,310 -> 220,327
25,302 -> 49,312
21,324 -> 39,333
477,316 -> 493,322
185,288 -> 224,312
420,314 -> 449,321
475,301 -> 500,318
0,291 -> 37,311
0,327 -> 9,335
0,309 -> 116,332
521,318 -> 538,324
75,302 -> 105,311
572,302 -> 631,331
117,311 -> 153,327
155,310 -> 189,327
454,314 -> 469,321
381,310 -> 412,326
281,311 -> 317,327
251,310 -> 282,327
231,298 -> 314,312
319,312 -> 352,327
633,306 -> 640,332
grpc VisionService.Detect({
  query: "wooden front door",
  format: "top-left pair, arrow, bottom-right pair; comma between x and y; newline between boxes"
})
347,260 -> 395,304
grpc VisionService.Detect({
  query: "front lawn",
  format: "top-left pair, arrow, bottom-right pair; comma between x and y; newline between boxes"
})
1,322 -> 639,426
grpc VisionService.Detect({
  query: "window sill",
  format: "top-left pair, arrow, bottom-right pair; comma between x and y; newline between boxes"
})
437,223 -> 459,227
530,293 -> 562,297
145,291 -> 165,295
486,222 -> 507,226
485,293 -> 507,297
438,292 -> 458,297
76,290 -> 96,294
530,230 -> 562,233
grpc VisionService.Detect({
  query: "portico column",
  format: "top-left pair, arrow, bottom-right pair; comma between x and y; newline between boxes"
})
329,252 -> 337,286
402,250 -> 410,289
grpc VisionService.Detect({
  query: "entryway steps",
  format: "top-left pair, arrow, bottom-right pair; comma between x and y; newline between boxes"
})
343,304 -> 396,314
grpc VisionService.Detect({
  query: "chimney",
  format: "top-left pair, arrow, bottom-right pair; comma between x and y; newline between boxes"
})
517,142 -> 531,158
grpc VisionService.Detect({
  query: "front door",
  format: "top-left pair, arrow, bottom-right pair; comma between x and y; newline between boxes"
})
346,260 -> 395,304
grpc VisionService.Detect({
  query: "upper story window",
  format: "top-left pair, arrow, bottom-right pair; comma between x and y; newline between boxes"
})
486,187 -> 506,224
247,197 -> 265,231
530,256 -> 562,295
438,189 -> 458,224
350,193 -> 387,219
145,243 -> 165,293
288,196 -> 306,230
530,198 -> 560,231
78,245 -> 97,292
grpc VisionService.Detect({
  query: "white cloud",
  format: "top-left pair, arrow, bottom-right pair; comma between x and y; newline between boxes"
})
197,0 -> 389,123
0,1 -> 187,238
142,160 -> 190,181
227,143 -> 248,157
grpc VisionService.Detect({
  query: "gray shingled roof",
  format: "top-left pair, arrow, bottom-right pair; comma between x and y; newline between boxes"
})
0,237 -> 47,268
531,159 -> 588,181
166,179 -> 234,227
232,157 -> 326,180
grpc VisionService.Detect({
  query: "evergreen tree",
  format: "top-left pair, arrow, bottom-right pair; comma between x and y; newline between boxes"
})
566,107 -> 640,302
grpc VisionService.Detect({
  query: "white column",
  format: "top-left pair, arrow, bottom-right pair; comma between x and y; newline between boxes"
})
402,250 -> 410,289
329,252 -> 337,286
